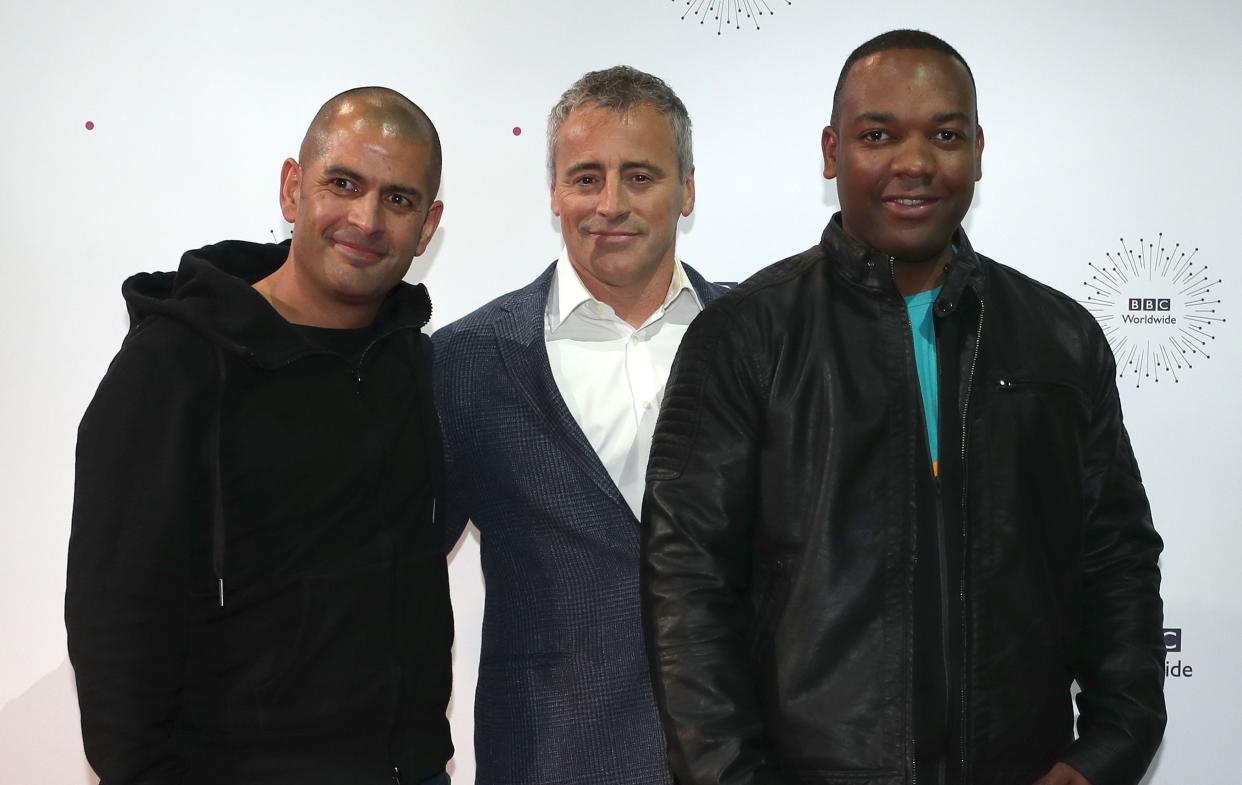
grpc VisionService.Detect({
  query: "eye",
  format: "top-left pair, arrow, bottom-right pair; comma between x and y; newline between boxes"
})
861,129 -> 890,143
573,175 -> 598,187
630,173 -> 653,184
330,177 -> 356,192
935,129 -> 965,142
387,193 -> 414,209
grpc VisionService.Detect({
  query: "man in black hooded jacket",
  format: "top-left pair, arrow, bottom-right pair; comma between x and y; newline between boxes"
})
66,87 -> 452,785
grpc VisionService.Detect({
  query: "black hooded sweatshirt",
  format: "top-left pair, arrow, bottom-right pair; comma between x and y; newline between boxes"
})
66,241 -> 452,785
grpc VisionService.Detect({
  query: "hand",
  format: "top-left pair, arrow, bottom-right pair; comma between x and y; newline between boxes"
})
1031,762 -> 1093,785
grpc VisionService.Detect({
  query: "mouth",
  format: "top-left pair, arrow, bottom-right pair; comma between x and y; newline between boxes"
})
587,229 -> 640,245
882,195 -> 941,217
332,238 -> 386,265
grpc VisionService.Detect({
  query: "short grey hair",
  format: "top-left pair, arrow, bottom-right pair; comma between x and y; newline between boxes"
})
546,65 -> 694,184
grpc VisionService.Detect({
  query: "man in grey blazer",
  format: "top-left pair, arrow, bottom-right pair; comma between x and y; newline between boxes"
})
434,66 -> 725,785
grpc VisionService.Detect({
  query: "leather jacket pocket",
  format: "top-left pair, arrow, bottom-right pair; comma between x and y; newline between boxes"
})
992,376 -> 1088,416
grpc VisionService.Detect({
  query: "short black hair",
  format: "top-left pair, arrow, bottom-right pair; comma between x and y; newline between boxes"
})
831,29 -> 977,124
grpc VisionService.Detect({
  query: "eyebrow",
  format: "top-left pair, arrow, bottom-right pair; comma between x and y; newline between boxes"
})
852,111 -> 972,125
323,164 -> 424,203
622,160 -> 667,177
563,160 -> 668,177
854,112 -> 895,124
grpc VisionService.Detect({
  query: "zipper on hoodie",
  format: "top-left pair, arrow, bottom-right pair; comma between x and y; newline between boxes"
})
354,324 -> 422,388
209,324 -> 424,606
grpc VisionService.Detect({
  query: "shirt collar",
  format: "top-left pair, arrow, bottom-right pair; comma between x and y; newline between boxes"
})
546,246 -> 702,334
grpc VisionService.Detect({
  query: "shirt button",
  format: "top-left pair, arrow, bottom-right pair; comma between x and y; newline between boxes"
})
630,335 -> 639,345
642,401 -> 652,410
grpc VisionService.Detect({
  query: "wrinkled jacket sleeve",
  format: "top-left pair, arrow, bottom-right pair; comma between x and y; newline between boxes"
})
66,326 -> 213,785
1060,323 -> 1166,785
641,299 -> 788,785
431,327 -> 472,553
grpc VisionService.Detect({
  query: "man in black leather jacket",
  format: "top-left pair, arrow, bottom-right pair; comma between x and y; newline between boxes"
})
641,30 -> 1165,785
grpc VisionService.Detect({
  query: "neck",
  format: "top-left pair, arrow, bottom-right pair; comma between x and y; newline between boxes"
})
574,257 -> 677,329
253,262 -> 379,329
891,245 -> 952,297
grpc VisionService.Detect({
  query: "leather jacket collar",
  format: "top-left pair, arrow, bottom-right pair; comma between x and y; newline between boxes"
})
819,213 -> 987,317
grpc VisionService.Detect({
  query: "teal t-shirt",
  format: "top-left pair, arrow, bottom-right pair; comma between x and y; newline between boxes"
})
905,286 -> 942,475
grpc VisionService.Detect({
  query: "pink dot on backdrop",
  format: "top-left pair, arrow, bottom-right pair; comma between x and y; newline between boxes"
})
85,121 -> 95,130
512,126 -> 522,136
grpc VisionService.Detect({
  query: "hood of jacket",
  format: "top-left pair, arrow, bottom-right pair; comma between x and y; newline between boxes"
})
121,239 -> 432,368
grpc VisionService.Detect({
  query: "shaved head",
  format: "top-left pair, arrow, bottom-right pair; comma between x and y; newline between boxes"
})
300,86 -> 443,199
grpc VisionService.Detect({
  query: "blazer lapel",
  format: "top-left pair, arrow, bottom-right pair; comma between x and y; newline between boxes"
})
684,261 -> 728,307
492,263 -> 632,516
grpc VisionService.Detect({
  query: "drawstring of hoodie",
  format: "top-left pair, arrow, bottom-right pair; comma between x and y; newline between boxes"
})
211,346 -> 228,607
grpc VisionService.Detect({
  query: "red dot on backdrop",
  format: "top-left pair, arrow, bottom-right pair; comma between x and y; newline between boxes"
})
512,126 -> 522,136
85,121 -> 95,130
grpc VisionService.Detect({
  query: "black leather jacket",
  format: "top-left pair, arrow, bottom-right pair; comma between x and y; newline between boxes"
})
642,218 -> 1165,785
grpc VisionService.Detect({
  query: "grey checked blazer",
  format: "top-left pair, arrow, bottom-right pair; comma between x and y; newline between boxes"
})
433,261 -> 725,785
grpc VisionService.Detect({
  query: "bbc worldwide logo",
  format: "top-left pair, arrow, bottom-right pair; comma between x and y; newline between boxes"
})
1081,235 -> 1226,387
1163,627 -> 1193,678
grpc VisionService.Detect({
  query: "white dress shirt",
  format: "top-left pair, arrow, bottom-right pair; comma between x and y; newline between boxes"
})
544,248 -> 704,518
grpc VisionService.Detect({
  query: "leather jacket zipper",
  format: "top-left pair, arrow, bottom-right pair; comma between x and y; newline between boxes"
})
958,300 -> 984,783
889,257 -> 917,785
891,255 -> 940,785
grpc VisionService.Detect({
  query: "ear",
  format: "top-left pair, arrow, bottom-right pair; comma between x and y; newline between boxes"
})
974,124 -> 985,182
821,125 -> 840,180
415,200 -> 445,256
680,166 -> 696,217
550,179 -> 563,217
279,158 -> 301,224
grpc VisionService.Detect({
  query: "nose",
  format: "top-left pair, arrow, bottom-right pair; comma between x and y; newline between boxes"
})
348,192 -> 384,235
893,136 -> 936,180
595,176 -> 630,219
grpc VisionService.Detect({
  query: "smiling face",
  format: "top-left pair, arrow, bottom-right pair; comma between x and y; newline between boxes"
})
823,48 -> 983,266
279,110 -> 442,313
550,103 -> 694,307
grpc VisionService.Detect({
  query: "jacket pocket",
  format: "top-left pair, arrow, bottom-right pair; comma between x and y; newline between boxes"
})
991,376 -> 1089,420
984,375 -> 1090,490
253,561 -> 399,732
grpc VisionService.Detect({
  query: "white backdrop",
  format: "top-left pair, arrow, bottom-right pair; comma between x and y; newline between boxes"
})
1,1 -> 1238,782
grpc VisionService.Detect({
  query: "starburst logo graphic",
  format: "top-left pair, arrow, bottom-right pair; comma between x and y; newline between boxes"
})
671,0 -> 792,35
1081,235 -> 1225,387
